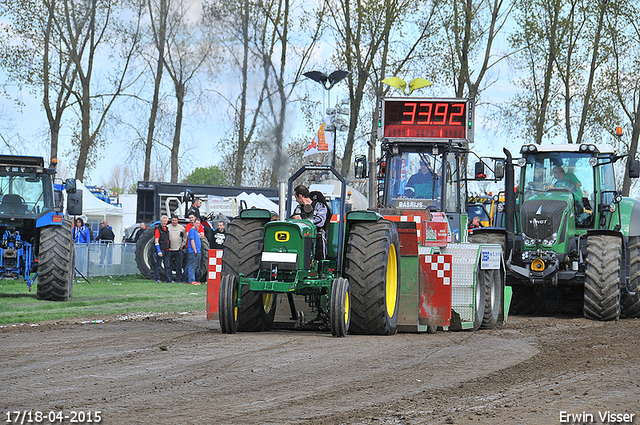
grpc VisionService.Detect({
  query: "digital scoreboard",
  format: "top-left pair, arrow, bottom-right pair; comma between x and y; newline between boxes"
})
378,97 -> 474,143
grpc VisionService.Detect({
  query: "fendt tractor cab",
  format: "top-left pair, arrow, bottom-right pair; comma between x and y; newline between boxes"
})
481,143 -> 640,320
0,155 -> 81,300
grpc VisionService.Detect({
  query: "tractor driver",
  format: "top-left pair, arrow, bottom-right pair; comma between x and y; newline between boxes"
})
291,185 -> 329,260
405,160 -> 440,199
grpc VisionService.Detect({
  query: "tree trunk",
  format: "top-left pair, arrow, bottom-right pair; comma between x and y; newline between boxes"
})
170,82 -> 184,183
234,0 -> 250,186
575,0 -> 607,145
145,0 -> 167,181
534,0 -> 560,145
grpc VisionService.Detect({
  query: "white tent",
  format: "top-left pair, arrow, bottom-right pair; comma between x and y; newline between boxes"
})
69,181 -> 124,243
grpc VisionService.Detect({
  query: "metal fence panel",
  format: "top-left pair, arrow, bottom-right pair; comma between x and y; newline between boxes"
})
74,243 -> 139,277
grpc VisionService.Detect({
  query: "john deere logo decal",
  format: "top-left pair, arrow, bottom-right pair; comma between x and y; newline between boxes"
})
275,231 -> 289,242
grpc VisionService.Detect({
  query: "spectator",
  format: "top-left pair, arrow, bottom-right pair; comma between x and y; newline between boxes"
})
211,220 -> 226,250
185,211 -> 205,239
167,215 -> 187,282
187,197 -> 203,221
96,222 -> 115,243
96,222 -> 115,264
73,217 -> 91,244
133,222 -> 147,243
187,217 -> 202,285
154,216 -> 171,283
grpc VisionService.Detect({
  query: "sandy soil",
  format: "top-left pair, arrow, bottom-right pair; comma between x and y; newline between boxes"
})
1,312 -> 638,425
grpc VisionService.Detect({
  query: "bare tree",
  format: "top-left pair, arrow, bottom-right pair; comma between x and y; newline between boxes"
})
103,162 -> 135,195
153,1 -> 215,182
601,0 -> 640,195
143,0 -> 168,181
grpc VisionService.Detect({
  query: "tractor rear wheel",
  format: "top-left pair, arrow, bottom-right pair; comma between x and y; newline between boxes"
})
344,220 -> 400,335
330,277 -> 350,337
37,220 -> 74,301
622,236 -> 640,318
584,234 -> 621,321
222,217 -> 276,332
219,274 -> 239,334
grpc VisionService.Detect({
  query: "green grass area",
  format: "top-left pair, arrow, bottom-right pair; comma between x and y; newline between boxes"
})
0,275 -> 207,325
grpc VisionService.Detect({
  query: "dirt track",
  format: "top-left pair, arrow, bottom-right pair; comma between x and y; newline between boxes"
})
1,312 -> 639,425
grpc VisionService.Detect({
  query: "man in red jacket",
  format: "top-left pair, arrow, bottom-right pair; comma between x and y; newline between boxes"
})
154,215 -> 171,283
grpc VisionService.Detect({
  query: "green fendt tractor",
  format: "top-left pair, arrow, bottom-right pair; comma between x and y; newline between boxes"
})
219,165 -> 400,337
471,142 -> 640,320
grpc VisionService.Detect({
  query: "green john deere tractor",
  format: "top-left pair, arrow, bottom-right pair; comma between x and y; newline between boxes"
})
219,165 -> 400,336
471,143 -> 640,320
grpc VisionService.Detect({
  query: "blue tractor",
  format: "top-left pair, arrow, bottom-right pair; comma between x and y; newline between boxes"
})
0,155 -> 81,301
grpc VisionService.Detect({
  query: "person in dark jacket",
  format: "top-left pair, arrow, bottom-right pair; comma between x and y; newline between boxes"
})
291,185 -> 330,260
96,222 -> 116,264
154,215 -> 171,283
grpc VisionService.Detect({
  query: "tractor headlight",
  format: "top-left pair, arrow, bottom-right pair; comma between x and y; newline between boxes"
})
542,233 -> 558,246
523,233 -> 536,246
609,203 -> 616,213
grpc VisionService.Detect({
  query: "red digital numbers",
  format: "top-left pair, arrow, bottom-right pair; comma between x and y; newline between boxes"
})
384,100 -> 467,139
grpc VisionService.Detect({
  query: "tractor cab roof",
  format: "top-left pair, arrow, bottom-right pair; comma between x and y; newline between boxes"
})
519,143 -> 615,155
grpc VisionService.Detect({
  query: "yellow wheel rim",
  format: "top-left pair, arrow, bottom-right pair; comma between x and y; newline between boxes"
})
233,284 -> 238,321
262,293 -> 275,313
344,290 -> 350,324
386,243 -> 398,318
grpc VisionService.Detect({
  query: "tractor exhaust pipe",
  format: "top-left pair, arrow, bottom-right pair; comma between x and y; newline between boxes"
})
503,148 -> 515,235
278,181 -> 287,221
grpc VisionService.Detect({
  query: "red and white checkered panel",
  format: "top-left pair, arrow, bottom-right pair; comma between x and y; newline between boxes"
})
208,249 -> 224,281
424,254 -> 452,286
418,253 -> 453,327
206,249 -> 224,320
384,214 -> 423,240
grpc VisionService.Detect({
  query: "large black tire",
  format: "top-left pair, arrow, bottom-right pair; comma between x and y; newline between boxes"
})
509,285 -> 536,315
37,219 -> 74,301
622,236 -> 640,318
221,217 -> 276,332
469,232 -> 505,329
584,234 -> 621,321
473,265 -> 486,330
479,268 -> 502,329
330,277 -> 350,337
344,221 -> 400,335
135,226 -> 156,279
219,274 -> 239,334
199,237 -> 209,282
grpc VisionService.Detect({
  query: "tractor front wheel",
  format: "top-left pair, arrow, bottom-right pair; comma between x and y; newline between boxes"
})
37,219 -> 74,301
584,235 -> 621,321
219,274 -> 239,334
330,277 -> 350,337
344,221 -> 400,335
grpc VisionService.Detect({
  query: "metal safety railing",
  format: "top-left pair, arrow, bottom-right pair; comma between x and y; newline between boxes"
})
74,243 -> 140,277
